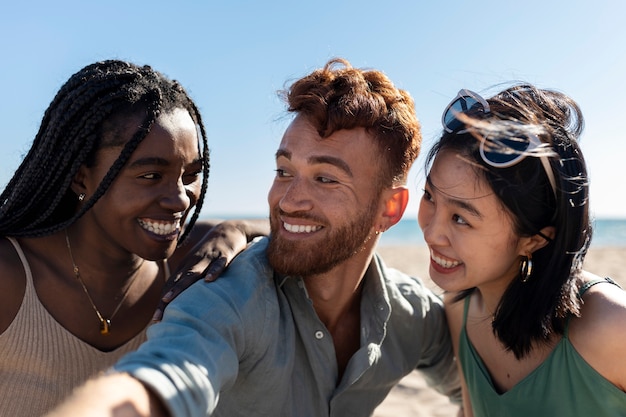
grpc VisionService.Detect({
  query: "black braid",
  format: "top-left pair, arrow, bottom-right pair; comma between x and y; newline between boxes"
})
0,64 -> 142,233
177,98 -> 210,245
11,88 -> 140,231
34,88 -> 163,237
1,60 -> 210,243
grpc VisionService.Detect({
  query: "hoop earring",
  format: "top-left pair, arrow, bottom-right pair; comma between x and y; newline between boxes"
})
520,254 -> 533,283
78,193 -> 85,202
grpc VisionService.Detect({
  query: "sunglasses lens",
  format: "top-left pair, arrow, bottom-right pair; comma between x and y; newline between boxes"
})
443,96 -> 483,132
482,137 -> 529,166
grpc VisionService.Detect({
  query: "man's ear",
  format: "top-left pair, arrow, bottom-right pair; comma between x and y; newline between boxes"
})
379,186 -> 409,231
520,225 -> 556,255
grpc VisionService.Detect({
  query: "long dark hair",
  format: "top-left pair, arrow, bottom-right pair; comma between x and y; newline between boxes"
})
0,60 -> 210,244
427,84 -> 590,358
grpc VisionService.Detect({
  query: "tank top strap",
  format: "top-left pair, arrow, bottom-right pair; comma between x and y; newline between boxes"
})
462,295 -> 471,326
6,237 -> 34,288
565,277 -> 622,336
578,277 -> 621,298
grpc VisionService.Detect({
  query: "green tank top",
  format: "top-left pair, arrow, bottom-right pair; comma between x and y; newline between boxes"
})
459,278 -> 626,416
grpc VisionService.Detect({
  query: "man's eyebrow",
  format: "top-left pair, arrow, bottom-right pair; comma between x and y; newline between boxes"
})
309,155 -> 352,177
426,175 -> 483,218
275,149 -> 352,177
275,149 -> 291,160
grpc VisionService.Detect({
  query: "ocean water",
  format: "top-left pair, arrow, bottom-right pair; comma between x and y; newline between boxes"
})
203,215 -> 626,248
379,218 -> 626,248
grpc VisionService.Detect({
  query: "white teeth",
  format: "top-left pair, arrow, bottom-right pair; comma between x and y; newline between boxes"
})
138,219 -> 179,236
284,222 -> 322,233
431,249 -> 461,269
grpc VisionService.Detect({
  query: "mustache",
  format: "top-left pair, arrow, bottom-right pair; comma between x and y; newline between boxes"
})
271,208 -> 327,226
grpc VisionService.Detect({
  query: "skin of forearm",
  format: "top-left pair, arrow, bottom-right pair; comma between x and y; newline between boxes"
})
45,373 -> 169,417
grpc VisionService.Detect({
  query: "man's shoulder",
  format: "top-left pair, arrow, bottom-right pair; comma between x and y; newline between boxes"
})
213,236 -> 275,288
228,236 -> 272,274
376,255 -> 427,291
179,237 -> 275,304
374,253 -> 443,309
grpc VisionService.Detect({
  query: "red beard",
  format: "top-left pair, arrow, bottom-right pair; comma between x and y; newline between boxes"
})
266,201 -> 378,277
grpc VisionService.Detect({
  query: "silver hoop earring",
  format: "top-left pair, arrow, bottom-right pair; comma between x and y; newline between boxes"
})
520,255 -> 533,283
78,193 -> 85,202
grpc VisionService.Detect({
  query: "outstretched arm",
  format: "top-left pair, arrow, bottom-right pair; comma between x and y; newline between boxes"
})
50,239 -> 272,417
45,373 -> 168,417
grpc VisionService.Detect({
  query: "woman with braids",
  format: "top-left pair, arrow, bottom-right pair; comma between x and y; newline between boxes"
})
0,60 -> 265,416
419,85 -> 626,415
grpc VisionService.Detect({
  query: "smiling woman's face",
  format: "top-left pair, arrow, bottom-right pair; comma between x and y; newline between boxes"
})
77,108 -> 202,261
417,149 -> 530,294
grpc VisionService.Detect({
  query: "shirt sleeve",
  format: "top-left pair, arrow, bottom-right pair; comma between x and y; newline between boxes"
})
114,241 -> 274,417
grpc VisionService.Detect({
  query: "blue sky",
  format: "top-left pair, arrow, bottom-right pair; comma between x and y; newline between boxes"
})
1,0 -> 624,220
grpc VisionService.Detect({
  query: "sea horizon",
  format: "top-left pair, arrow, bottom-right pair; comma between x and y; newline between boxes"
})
200,215 -> 626,249
377,218 -> 626,248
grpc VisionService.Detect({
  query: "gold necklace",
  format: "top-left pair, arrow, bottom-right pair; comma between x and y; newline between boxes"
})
64,230 -> 142,335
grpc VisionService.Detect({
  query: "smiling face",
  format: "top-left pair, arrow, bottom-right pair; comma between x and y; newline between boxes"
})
266,115 -> 384,276
76,108 -> 202,261
417,149 -> 531,293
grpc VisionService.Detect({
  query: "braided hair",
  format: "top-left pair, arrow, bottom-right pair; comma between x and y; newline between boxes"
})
0,60 -> 209,244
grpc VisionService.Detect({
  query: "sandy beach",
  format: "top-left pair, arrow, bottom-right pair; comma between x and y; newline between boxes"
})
372,245 -> 626,417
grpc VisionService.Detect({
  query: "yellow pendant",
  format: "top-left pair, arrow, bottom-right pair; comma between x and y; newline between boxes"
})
100,319 -> 111,335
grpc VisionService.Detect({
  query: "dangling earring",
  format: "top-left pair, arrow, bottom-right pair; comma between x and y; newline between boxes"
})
520,254 -> 533,283
78,193 -> 86,202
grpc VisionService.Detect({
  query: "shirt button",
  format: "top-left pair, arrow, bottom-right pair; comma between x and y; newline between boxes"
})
314,331 -> 324,339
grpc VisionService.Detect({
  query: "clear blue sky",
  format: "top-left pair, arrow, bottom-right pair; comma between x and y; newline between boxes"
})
1,0 -> 624,219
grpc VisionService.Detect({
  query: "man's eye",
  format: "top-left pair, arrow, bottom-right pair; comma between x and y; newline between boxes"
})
317,176 -> 336,184
275,169 -> 293,178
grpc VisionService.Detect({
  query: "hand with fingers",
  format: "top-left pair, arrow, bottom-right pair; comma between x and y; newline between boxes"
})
152,219 -> 269,322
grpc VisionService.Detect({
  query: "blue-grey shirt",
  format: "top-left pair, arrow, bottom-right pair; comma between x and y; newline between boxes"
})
115,237 -> 460,416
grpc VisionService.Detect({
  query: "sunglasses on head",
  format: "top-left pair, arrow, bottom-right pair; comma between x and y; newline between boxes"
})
441,89 -> 557,197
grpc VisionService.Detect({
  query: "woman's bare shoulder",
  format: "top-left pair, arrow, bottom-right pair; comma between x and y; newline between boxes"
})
578,271 -> 626,327
571,271 -> 626,390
